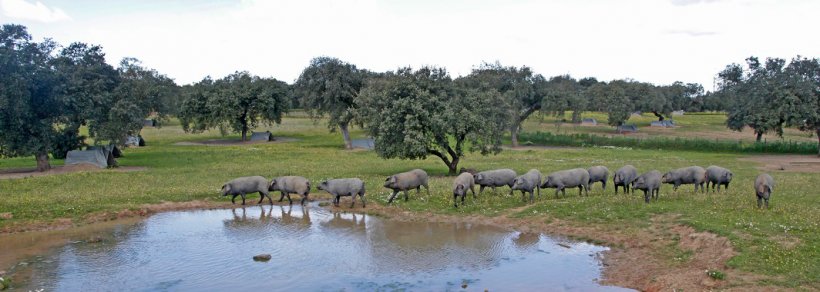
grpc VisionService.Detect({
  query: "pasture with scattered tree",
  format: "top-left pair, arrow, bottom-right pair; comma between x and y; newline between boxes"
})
1,23 -> 819,290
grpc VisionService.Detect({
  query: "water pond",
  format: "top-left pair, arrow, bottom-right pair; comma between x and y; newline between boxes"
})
4,205 -> 631,291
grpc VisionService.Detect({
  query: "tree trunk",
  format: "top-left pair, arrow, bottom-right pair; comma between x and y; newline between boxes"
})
429,149 -> 459,175
755,132 -> 762,142
652,111 -> 665,121
571,111 -> 582,123
239,112 -> 249,141
35,151 -> 51,172
448,156 -> 460,176
816,129 -> 820,157
241,120 -> 248,141
340,123 -> 352,150
510,124 -> 520,148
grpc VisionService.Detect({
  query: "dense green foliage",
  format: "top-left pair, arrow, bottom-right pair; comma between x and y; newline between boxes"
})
103,58 -> 178,142
715,56 -> 820,153
461,63 -> 544,147
0,24 -> 61,170
356,67 -> 509,174
294,56 -> 365,149
179,72 -> 290,141
0,24 -> 175,170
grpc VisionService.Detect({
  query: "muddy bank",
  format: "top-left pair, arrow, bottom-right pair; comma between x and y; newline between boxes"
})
336,204 -> 778,291
0,196 -> 327,234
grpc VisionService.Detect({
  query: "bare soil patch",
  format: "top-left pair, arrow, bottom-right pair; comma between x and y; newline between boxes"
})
739,155 -> 820,173
503,145 -> 583,151
173,137 -> 299,146
0,165 -> 147,180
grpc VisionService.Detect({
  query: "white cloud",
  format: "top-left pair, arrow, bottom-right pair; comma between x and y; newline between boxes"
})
670,0 -> 723,6
0,0 -> 70,23
664,29 -> 719,37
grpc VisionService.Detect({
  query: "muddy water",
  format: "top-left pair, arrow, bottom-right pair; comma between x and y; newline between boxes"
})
4,205 -> 631,291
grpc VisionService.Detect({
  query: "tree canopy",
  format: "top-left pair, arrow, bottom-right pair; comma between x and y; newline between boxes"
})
714,55 -> 820,153
179,71 -> 289,141
0,24 -> 61,170
100,58 -> 179,143
460,63 -> 543,148
0,24 -> 179,170
294,56 -> 365,149
720,57 -> 789,141
356,67 -> 509,174
781,56 -> 820,155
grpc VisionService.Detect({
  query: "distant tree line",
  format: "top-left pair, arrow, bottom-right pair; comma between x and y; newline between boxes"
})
0,24 -> 178,171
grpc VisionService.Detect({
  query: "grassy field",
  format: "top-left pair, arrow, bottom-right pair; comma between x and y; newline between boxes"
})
0,113 -> 818,288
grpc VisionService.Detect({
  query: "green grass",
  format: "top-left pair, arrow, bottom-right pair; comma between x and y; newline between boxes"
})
708,269 -> 726,280
0,114 -> 818,288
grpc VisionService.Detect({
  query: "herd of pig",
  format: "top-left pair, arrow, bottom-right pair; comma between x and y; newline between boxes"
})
220,166 -> 775,209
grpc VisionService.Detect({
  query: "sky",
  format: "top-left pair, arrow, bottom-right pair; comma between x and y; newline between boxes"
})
1,0 -> 818,89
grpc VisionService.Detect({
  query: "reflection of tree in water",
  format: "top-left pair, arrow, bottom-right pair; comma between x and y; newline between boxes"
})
512,232 -> 540,251
365,219 -> 511,273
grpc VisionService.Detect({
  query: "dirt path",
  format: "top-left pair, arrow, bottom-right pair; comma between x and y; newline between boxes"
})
173,137 -> 299,146
739,155 -> 820,173
0,165 -> 147,180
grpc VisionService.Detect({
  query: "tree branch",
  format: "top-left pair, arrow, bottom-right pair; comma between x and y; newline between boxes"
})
428,149 -> 451,166
517,104 -> 540,124
455,133 -> 466,157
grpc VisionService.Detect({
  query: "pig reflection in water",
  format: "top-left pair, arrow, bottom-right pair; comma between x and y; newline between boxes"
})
512,232 -> 541,250
223,206 -> 312,233
321,212 -> 367,234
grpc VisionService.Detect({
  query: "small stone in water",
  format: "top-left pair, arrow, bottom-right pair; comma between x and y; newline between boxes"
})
253,254 -> 272,262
